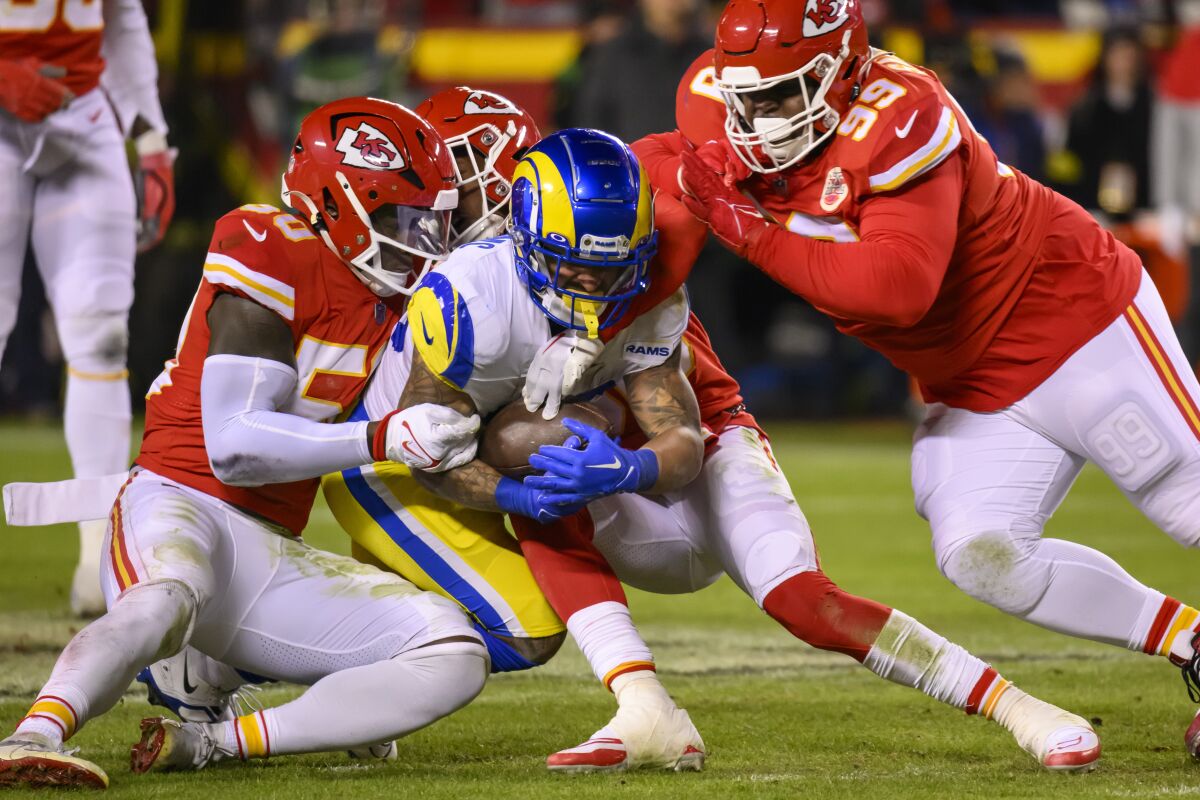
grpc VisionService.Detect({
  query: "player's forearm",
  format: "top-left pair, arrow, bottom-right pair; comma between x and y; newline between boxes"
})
642,428 -> 704,493
631,131 -> 690,201
200,355 -> 372,487
746,225 -> 944,327
410,460 -> 504,512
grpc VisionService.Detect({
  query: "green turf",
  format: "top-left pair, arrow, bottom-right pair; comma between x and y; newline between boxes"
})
3,418 -> 1200,798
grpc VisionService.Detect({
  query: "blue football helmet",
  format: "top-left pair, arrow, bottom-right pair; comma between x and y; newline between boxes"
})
508,128 -> 656,336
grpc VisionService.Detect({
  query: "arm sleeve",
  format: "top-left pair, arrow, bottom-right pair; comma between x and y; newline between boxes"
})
100,0 -> 168,134
745,155 -> 965,327
200,355 -> 372,487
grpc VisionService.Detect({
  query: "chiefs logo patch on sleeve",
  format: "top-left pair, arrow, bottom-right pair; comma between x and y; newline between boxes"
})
335,122 -> 407,170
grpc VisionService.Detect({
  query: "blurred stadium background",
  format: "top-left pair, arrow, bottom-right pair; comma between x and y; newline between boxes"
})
5,0 -> 1200,424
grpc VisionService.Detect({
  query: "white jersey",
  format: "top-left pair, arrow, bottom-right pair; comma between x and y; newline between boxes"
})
361,236 -> 688,420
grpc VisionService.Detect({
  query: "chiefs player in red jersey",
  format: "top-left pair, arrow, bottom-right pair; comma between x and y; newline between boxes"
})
0,0 -> 176,616
0,98 -> 489,788
633,0 -> 1200,759
518,189 -> 1102,775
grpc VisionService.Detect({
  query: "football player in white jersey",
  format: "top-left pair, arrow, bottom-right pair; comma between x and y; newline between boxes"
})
357,127 -> 709,769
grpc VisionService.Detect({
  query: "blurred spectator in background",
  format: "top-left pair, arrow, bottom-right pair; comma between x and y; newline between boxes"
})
976,48 -> 1047,182
1064,26 -> 1153,219
567,0 -> 709,141
274,0 -> 411,143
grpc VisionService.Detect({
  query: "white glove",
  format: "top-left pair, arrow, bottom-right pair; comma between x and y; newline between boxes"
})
523,333 -> 605,420
374,403 -> 481,472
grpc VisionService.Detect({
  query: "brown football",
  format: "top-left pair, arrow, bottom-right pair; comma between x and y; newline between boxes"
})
478,400 -> 613,479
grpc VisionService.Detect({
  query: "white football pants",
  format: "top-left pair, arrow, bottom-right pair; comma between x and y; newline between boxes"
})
912,270 -> 1200,651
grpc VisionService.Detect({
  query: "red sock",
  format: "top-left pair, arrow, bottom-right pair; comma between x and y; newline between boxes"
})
762,571 -> 892,662
512,511 -> 627,621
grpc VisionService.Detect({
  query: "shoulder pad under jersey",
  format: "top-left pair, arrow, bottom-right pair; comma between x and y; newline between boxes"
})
202,204 -> 320,322
833,56 -> 965,194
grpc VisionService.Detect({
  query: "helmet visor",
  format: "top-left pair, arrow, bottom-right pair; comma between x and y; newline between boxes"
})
369,204 -> 452,264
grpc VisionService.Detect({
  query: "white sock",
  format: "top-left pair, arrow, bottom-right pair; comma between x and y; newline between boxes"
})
208,642 -> 487,758
565,601 -> 655,688
863,610 -> 989,709
64,371 -> 131,478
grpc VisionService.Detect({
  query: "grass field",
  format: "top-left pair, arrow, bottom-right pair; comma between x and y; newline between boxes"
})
3,418 -> 1200,798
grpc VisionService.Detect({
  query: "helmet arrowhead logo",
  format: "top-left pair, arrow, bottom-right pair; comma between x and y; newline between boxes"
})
803,0 -> 850,37
463,90 -> 520,115
335,122 -> 406,170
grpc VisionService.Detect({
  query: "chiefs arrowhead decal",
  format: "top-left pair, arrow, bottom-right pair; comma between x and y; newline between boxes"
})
335,121 -> 406,170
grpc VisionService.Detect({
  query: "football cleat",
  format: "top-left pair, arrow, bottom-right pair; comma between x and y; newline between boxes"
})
129,717 -> 222,774
547,685 -> 706,774
347,741 -> 398,761
998,692 -> 1100,773
547,736 -> 703,774
136,650 -> 260,723
0,734 -> 109,789
1185,709 -> 1200,759
1037,724 -> 1101,772
1170,631 -> 1200,759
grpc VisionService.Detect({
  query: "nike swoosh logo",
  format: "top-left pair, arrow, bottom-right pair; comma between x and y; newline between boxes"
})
181,658 -> 199,695
895,110 -> 919,139
243,220 -> 267,242
1047,735 -> 1084,752
588,457 -> 622,470
420,319 -> 435,346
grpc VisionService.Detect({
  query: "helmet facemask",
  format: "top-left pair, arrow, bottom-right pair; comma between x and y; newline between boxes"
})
510,223 -> 655,338
285,171 -> 456,298
719,30 -> 852,173
444,120 -> 519,246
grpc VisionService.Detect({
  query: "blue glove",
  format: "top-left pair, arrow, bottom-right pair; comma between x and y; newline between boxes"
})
494,476 -> 590,524
526,418 -> 659,499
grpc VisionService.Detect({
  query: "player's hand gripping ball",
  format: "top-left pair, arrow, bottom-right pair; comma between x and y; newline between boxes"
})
478,400 -> 611,479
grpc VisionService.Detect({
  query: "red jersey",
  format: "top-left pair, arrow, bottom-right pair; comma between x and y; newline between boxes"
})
138,204 -> 401,535
0,1 -> 106,96
612,312 -> 761,450
637,51 -> 1143,412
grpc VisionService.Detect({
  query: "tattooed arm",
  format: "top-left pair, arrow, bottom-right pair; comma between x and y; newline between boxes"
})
399,349 -> 507,511
625,345 -> 705,493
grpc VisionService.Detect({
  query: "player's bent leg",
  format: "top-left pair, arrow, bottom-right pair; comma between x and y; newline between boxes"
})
143,528 -> 488,771
513,513 -> 705,773
131,639 -> 487,771
0,580 -> 197,788
915,403 -> 1194,655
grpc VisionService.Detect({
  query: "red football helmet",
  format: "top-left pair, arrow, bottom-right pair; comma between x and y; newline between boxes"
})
715,0 -> 872,173
281,96 -> 459,297
675,49 -> 727,147
416,86 -> 542,245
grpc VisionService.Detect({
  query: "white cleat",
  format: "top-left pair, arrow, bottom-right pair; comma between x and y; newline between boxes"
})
0,734 -> 109,789
1038,724 -> 1101,772
547,735 -> 703,773
548,681 -> 705,774
998,691 -> 1100,773
347,741 -> 398,761
136,649 -> 260,723
129,717 -> 225,773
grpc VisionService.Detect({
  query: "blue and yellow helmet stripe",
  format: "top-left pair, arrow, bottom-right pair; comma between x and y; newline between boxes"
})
509,128 -> 656,335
